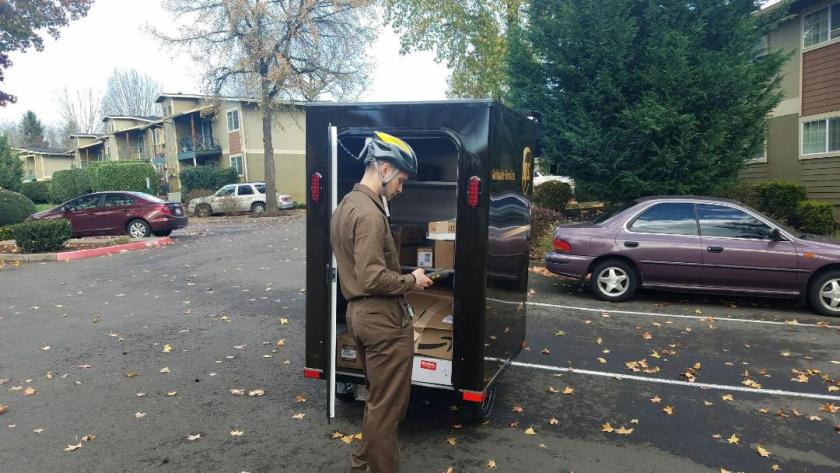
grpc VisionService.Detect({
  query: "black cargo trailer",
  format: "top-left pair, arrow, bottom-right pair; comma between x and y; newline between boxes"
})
304,100 -> 539,418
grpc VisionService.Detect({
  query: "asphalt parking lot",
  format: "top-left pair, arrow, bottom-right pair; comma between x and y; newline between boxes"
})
1,215 -> 838,473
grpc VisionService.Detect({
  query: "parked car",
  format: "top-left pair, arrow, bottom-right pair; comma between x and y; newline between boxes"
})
188,182 -> 293,217
29,192 -> 187,238
544,196 -> 840,316
534,170 -> 575,193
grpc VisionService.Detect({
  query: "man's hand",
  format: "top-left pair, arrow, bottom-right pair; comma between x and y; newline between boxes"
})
411,268 -> 433,290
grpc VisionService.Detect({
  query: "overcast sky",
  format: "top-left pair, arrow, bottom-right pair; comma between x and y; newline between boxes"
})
0,0 -> 450,126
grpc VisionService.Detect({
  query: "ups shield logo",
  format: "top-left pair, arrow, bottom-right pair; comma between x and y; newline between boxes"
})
522,147 -> 532,194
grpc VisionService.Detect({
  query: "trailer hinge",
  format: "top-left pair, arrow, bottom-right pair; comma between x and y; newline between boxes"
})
329,266 -> 337,282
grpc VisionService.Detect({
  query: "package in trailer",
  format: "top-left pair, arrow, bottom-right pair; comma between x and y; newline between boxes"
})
303,100 -> 539,419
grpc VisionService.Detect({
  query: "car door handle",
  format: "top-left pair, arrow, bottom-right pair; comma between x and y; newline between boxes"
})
624,241 -> 639,248
707,246 -> 724,253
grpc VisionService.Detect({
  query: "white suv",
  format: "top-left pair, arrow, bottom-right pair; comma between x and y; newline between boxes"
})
188,182 -> 294,217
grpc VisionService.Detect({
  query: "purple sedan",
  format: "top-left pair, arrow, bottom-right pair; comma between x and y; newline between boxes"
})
544,196 -> 840,316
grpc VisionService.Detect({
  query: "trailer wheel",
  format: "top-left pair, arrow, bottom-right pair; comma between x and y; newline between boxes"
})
335,382 -> 357,402
463,385 -> 496,424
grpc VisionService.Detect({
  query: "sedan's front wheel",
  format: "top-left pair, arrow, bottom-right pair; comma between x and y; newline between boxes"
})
590,259 -> 638,302
808,270 -> 840,317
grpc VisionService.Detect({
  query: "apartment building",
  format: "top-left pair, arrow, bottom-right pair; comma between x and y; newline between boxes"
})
15,146 -> 75,182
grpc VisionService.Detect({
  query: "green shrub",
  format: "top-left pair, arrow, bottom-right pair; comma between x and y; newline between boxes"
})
182,188 -> 215,204
19,181 -> 50,204
714,181 -> 759,208
87,161 -> 158,194
533,181 -> 573,212
10,219 -> 72,253
753,180 -> 807,220
0,225 -> 14,241
49,169 -> 91,204
179,165 -> 239,194
530,205 -> 562,260
0,189 -> 36,226
797,200 -> 836,235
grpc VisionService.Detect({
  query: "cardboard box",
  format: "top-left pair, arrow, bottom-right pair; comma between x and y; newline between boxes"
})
417,247 -> 434,268
428,219 -> 456,234
336,329 -> 364,371
434,240 -> 455,269
390,224 -> 425,248
406,290 -> 454,360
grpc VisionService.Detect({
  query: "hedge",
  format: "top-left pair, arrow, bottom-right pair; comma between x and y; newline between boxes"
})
533,181 -> 573,212
753,180 -> 807,221
87,161 -> 158,194
10,219 -> 72,253
0,225 -> 13,241
19,181 -> 50,204
797,200 -> 836,236
49,169 -> 91,204
179,165 -> 239,194
530,205 -> 563,260
0,189 -> 36,226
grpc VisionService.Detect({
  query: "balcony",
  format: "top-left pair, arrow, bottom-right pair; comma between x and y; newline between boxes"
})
177,136 -> 221,162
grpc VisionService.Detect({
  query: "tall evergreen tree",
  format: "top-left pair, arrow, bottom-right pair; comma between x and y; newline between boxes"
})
19,111 -> 45,148
0,134 -> 23,191
508,0 -> 791,202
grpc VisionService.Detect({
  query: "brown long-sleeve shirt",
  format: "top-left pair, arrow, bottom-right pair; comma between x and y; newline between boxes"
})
330,183 -> 415,300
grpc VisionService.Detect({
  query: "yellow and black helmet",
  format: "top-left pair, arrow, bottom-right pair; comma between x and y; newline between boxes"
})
363,131 -> 418,177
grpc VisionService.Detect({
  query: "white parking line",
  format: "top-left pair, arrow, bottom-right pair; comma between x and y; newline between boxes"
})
501,359 -> 840,402
526,301 -> 838,330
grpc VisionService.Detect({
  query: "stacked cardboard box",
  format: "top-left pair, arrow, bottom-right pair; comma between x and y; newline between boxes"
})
406,289 -> 454,360
427,219 -> 456,270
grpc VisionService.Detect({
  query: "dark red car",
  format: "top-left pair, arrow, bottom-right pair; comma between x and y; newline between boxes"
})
544,196 -> 840,316
29,192 -> 187,238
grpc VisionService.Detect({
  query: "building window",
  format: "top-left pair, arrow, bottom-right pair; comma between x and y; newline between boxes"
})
804,4 -> 840,47
230,154 -> 243,176
802,117 -> 840,155
226,110 -> 240,132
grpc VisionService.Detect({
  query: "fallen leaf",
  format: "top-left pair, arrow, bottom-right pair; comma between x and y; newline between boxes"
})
186,433 -> 202,441
41,346 -> 50,351
446,468 -> 455,473
230,389 -> 245,396
727,433 -> 740,445
230,429 -> 244,437
630,418 -> 639,424
354,432 -> 362,440
331,431 -> 344,439
447,437 -> 457,445
81,434 -> 95,442
808,415 -> 823,421
166,391 -> 177,397
703,401 -> 714,406
524,427 -> 536,435
553,331 -> 565,337
720,469 -> 731,473
650,395 -> 662,404
614,426 -> 634,435
512,405 -> 524,414
780,351 -> 792,357
295,394 -> 306,403
248,389 -> 265,397
276,339 -> 286,347
134,412 -> 146,419
487,459 -> 497,469
341,435 -> 353,444
791,373 -> 809,384
64,442 -> 83,452
642,332 -> 653,340
597,357 -> 607,364
650,350 -> 661,359
562,387 -> 575,395
0,404 -> 7,415
280,317 -> 289,325
541,348 -> 551,355
771,465 -> 780,472
159,367 -> 171,374
549,417 -> 559,425
721,394 -> 734,402
33,428 -> 44,433
22,386 -> 36,396
663,405 -> 674,415
125,371 -> 139,378
601,422 -> 614,433
819,403 -> 839,414
755,445 -> 771,457
292,412 -> 305,419
162,344 -> 173,353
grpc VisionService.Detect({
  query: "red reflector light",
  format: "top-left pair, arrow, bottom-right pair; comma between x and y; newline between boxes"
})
310,172 -> 322,203
420,360 -> 437,371
159,204 -> 172,216
467,176 -> 481,208
303,368 -> 322,379
462,390 -> 486,403
553,238 -> 571,252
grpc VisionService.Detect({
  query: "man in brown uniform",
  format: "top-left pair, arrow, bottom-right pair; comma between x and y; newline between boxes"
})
330,131 -> 433,473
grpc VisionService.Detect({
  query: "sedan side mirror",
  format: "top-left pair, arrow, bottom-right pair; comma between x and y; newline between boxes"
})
769,228 -> 782,241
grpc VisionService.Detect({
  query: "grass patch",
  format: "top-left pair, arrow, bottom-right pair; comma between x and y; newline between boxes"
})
34,203 -> 54,212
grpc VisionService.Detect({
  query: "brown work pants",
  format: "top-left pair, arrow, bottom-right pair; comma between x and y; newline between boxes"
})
347,298 -> 414,473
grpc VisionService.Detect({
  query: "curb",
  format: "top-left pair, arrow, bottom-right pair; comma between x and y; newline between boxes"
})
0,237 -> 174,262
